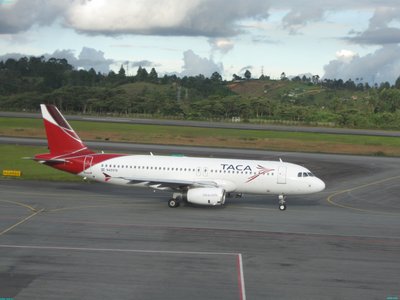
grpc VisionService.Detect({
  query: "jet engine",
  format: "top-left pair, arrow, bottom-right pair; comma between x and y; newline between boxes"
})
186,188 -> 226,206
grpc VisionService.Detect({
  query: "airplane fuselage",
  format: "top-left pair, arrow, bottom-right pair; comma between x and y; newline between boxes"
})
35,104 -> 326,210
78,154 -> 325,196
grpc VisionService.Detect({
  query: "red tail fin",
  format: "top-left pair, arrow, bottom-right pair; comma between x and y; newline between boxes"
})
40,104 -> 93,156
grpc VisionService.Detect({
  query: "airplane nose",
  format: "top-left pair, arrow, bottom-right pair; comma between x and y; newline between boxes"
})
309,178 -> 325,192
316,178 -> 325,192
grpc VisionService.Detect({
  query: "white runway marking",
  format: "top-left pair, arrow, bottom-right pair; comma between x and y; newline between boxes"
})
0,244 -> 247,300
0,244 -> 235,256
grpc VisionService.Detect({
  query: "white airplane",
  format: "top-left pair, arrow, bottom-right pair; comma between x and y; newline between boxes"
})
34,104 -> 325,210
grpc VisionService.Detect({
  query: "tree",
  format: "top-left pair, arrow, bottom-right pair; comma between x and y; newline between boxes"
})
136,66 -> 148,81
259,74 -> 270,80
395,76 -> 400,89
244,70 -> 251,80
211,71 -> 222,83
378,88 -> 400,112
148,68 -> 158,83
232,74 -> 242,81
292,76 -> 301,82
280,72 -> 287,81
118,65 -> 126,78
312,75 -> 320,84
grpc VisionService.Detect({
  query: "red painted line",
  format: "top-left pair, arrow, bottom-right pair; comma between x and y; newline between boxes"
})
236,253 -> 246,300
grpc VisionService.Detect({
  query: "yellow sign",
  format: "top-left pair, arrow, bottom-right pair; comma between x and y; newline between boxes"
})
2,170 -> 22,177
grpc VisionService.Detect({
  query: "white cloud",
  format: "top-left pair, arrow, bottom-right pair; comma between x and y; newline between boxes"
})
180,50 -> 223,77
1,0 -> 399,40
335,49 -> 358,62
0,0 -> 70,34
76,47 -> 114,73
0,0 -> 270,36
323,45 -> 400,84
65,0 -> 200,35
208,38 -> 235,54
1,0 -> 400,83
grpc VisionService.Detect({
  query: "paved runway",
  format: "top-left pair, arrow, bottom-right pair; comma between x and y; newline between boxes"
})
1,111 -> 400,137
0,150 -> 399,299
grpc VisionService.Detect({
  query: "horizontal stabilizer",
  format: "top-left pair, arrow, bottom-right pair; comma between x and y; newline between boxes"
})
36,158 -> 67,164
24,156 -> 67,164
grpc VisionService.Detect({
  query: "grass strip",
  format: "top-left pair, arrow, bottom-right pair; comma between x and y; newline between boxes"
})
1,117 -> 399,156
0,145 -> 79,181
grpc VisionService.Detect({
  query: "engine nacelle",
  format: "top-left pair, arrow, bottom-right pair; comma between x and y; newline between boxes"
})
186,188 -> 226,206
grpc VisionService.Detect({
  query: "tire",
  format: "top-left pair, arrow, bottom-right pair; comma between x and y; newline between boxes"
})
168,199 -> 179,208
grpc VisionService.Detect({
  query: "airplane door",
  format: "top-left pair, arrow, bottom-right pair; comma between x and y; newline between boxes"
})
203,167 -> 208,177
83,156 -> 93,174
196,167 -> 201,176
277,166 -> 287,184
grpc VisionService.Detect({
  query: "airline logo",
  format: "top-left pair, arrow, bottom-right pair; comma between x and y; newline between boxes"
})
221,164 -> 252,172
246,165 -> 275,183
103,173 -> 112,182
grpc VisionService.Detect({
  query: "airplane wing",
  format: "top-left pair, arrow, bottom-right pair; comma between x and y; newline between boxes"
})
107,173 -> 219,190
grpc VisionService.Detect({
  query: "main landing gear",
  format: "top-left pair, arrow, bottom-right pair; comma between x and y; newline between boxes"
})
168,198 -> 180,208
168,193 -> 183,208
278,194 -> 286,211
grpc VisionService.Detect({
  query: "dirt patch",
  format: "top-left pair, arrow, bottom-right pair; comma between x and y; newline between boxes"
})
1,129 -> 399,157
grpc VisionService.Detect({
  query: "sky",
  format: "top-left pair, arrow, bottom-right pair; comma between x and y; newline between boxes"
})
0,0 -> 400,84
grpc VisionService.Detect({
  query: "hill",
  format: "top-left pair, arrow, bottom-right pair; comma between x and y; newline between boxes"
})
1,56 -> 400,130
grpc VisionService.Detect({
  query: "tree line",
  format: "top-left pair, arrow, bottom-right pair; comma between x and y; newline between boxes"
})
1,56 -> 400,129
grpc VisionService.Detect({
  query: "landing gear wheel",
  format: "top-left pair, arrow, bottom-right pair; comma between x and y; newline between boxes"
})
168,198 -> 180,208
278,194 -> 286,211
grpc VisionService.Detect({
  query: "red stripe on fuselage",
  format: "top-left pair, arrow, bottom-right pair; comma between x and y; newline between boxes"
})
36,153 -> 127,175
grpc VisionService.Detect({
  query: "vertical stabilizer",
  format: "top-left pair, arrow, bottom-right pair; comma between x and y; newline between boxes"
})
40,104 -> 91,155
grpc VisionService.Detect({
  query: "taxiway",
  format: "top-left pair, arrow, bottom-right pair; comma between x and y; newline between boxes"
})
0,148 -> 399,299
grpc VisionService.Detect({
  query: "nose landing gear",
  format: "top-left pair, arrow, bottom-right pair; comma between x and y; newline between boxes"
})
278,194 -> 286,211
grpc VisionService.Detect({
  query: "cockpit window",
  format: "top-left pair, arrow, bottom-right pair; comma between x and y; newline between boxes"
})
298,172 -> 315,178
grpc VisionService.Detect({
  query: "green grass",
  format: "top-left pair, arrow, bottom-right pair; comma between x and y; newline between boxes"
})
71,121 -> 400,147
0,117 -> 43,130
0,145 -> 79,181
1,116 -> 400,155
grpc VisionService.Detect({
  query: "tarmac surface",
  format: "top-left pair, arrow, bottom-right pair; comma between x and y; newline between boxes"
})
0,148 -> 400,299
